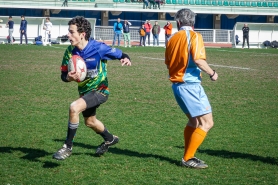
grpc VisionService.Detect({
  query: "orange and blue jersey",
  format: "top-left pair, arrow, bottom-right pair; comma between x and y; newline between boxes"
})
165,26 -> 206,83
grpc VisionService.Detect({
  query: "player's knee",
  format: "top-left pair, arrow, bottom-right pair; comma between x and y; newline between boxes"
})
205,120 -> 214,131
69,102 -> 79,114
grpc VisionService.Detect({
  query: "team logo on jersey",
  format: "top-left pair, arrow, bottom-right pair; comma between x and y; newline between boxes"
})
111,48 -> 116,53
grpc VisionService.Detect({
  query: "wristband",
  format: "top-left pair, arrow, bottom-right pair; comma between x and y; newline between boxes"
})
210,70 -> 216,79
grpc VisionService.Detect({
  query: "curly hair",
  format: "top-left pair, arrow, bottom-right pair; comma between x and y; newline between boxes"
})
68,16 -> 92,40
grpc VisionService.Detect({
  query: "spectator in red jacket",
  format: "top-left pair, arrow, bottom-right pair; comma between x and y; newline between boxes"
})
144,20 -> 152,46
163,21 -> 172,47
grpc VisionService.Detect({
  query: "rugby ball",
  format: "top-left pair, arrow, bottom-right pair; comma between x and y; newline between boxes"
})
68,55 -> 87,82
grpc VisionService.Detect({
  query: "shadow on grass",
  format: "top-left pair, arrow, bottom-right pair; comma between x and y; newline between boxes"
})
54,139 -> 180,166
197,149 -> 278,166
0,147 -> 60,168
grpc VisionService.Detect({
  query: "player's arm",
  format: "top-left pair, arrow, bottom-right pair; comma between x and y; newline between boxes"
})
60,46 -> 74,82
99,43 -> 131,66
191,33 -> 218,81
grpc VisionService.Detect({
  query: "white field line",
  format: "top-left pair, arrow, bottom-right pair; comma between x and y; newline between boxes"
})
215,49 -> 278,56
50,45 -> 66,49
140,56 -> 252,70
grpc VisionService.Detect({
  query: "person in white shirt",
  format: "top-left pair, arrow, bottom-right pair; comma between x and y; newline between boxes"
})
43,17 -> 52,44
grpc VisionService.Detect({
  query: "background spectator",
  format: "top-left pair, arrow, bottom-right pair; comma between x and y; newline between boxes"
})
144,20 -> 152,46
143,0 -> 149,9
152,21 -> 160,46
149,0 -> 156,9
163,21 -> 172,47
62,0 -> 68,7
43,17 -> 52,44
112,18 -> 123,47
155,0 -> 161,9
123,20 -> 132,47
20,15 -> 28,45
6,16 -> 14,44
242,23 -> 249,49
139,24 -> 146,46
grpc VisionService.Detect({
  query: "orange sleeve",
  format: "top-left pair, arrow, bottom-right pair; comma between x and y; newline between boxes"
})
190,32 -> 206,61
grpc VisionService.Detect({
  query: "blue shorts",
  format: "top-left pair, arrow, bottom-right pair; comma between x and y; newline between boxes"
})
172,82 -> 212,117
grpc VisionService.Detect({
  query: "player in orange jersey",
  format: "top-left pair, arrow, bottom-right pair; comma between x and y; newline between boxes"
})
165,8 -> 218,169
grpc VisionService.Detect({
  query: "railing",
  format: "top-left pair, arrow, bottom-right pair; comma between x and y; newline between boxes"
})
95,26 -> 233,43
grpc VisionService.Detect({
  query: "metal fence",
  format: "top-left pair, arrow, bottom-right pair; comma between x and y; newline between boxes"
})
95,26 -> 233,43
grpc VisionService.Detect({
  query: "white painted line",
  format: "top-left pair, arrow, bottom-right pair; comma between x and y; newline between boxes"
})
209,64 -> 251,70
50,45 -> 66,49
140,56 -> 252,70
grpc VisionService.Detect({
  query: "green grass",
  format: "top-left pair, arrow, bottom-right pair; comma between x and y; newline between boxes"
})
0,44 -> 277,185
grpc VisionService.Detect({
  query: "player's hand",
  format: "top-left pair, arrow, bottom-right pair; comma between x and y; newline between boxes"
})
120,58 -> 131,66
67,71 -> 80,82
210,71 -> 218,81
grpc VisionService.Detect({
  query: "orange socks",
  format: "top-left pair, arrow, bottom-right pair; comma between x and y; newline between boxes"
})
184,126 -> 195,151
183,127 -> 207,161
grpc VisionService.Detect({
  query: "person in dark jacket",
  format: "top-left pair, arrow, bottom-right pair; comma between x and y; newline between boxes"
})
123,20 -> 132,47
6,16 -> 14,44
20,15 -> 28,45
242,24 -> 249,49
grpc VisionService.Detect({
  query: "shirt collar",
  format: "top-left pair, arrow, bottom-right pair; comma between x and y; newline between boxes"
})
179,26 -> 193,31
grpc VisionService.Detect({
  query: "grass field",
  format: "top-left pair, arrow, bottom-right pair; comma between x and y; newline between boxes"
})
0,44 -> 277,185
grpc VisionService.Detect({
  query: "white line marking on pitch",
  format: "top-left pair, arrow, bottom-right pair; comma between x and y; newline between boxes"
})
50,46 -> 66,49
140,56 -> 252,70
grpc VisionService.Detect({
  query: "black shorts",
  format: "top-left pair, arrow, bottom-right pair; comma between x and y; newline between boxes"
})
81,91 -> 108,117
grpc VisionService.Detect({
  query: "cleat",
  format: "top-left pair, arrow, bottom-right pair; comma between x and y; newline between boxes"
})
192,157 -> 205,164
181,158 -> 208,169
95,135 -> 119,156
53,144 -> 72,160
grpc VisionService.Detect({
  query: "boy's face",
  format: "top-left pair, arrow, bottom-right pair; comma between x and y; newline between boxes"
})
67,24 -> 85,46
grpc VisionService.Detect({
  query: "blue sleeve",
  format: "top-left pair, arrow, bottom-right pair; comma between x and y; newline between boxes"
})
98,42 -> 122,60
113,23 -> 116,32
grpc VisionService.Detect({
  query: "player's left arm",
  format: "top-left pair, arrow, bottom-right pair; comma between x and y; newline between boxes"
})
191,33 -> 218,81
99,43 -> 131,66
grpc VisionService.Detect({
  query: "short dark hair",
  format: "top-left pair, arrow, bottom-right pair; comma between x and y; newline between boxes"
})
46,17 -> 50,21
68,16 -> 92,40
21,15 -> 25,18
9,16 -> 12,18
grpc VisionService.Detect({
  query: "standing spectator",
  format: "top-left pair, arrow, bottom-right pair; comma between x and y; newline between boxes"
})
152,21 -> 160,46
6,16 -> 14,44
144,20 -> 152,46
53,16 -> 131,160
143,0 -> 149,9
62,0 -> 68,7
123,20 -> 132,47
165,8 -> 218,169
155,0 -> 161,9
163,21 -> 172,47
139,24 -> 146,46
43,17 -> 53,44
242,24 -> 249,49
149,0 -> 156,8
112,18 -> 123,47
20,15 -> 28,45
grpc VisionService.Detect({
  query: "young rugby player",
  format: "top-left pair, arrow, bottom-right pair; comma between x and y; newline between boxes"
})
53,16 -> 131,160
